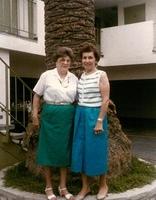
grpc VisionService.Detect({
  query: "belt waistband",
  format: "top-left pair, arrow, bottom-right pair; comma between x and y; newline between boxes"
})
45,101 -> 72,105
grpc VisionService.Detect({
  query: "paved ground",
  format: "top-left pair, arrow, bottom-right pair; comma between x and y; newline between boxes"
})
124,128 -> 156,164
0,134 -> 25,170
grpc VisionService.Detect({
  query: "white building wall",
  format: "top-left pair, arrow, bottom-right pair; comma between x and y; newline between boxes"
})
0,0 -> 45,56
118,0 -> 156,25
0,0 -> 45,129
0,50 -> 10,126
99,0 -> 156,68
36,0 -> 45,55
98,0 -> 156,119
99,21 -> 156,67
104,64 -> 156,80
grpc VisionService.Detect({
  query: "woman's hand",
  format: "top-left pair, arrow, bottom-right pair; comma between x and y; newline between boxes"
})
32,114 -> 40,130
94,121 -> 104,134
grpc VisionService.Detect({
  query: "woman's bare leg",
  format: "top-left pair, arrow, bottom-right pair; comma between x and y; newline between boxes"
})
43,167 -> 53,188
42,167 -> 55,198
77,174 -> 90,196
97,174 -> 108,198
59,168 -> 74,199
59,167 -> 67,188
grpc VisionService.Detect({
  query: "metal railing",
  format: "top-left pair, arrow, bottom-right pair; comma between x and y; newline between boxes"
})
0,57 -> 33,133
0,24 -> 37,40
0,0 -> 37,40
0,101 -> 25,131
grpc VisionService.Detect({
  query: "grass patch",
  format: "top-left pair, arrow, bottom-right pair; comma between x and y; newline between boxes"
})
3,157 -> 156,194
109,157 -> 156,193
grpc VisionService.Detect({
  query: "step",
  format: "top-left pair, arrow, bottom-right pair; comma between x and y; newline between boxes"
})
0,124 -> 15,135
0,124 -> 15,130
10,131 -> 25,139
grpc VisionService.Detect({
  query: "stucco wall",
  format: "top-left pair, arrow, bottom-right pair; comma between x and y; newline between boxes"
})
0,50 -> 10,126
99,21 -> 156,68
118,0 -> 156,25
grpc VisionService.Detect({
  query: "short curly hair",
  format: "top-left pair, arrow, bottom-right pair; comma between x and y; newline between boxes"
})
53,46 -> 74,62
80,43 -> 100,62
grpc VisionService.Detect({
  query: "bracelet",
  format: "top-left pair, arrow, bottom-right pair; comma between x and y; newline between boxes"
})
97,118 -> 103,122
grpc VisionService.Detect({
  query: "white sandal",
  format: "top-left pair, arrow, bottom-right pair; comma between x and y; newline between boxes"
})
45,187 -> 57,200
58,186 -> 74,200
75,190 -> 91,200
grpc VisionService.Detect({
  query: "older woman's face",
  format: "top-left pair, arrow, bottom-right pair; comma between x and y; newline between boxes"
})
82,52 -> 96,72
56,56 -> 71,73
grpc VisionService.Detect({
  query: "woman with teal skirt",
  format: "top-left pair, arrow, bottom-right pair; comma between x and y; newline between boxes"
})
71,43 -> 110,200
32,47 -> 78,200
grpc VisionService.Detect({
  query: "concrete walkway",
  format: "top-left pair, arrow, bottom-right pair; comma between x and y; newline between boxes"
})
125,128 -> 156,164
0,134 -> 25,170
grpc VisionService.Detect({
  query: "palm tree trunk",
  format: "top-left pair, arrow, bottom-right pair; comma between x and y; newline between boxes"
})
44,0 -> 95,75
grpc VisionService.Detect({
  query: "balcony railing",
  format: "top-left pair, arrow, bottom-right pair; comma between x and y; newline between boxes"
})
99,21 -> 156,66
0,0 -> 37,40
0,24 -> 37,40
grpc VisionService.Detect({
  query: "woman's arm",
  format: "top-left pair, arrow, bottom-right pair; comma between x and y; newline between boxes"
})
32,93 -> 41,130
94,72 -> 110,134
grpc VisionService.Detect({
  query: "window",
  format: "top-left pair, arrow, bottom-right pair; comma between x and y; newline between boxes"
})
124,4 -> 145,25
95,7 -> 118,29
95,7 -> 118,47
28,0 -> 37,39
0,0 -> 37,40
0,0 -> 18,34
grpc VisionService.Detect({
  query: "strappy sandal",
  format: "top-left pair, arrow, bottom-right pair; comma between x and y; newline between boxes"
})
58,186 -> 74,200
45,187 -> 57,200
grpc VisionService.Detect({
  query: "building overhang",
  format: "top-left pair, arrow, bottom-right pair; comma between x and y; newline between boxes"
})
40,0 -> 123,9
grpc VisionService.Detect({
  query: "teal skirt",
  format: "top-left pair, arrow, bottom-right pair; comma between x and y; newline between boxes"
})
36,103 -> 75,167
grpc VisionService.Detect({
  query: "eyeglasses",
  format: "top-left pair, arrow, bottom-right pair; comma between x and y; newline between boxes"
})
58,57 -> 71,64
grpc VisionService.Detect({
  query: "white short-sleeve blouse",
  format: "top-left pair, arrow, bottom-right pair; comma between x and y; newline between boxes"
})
33,68 -> 78,103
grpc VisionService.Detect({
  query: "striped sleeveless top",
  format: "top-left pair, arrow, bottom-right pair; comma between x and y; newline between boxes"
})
78,70 -> 103,107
